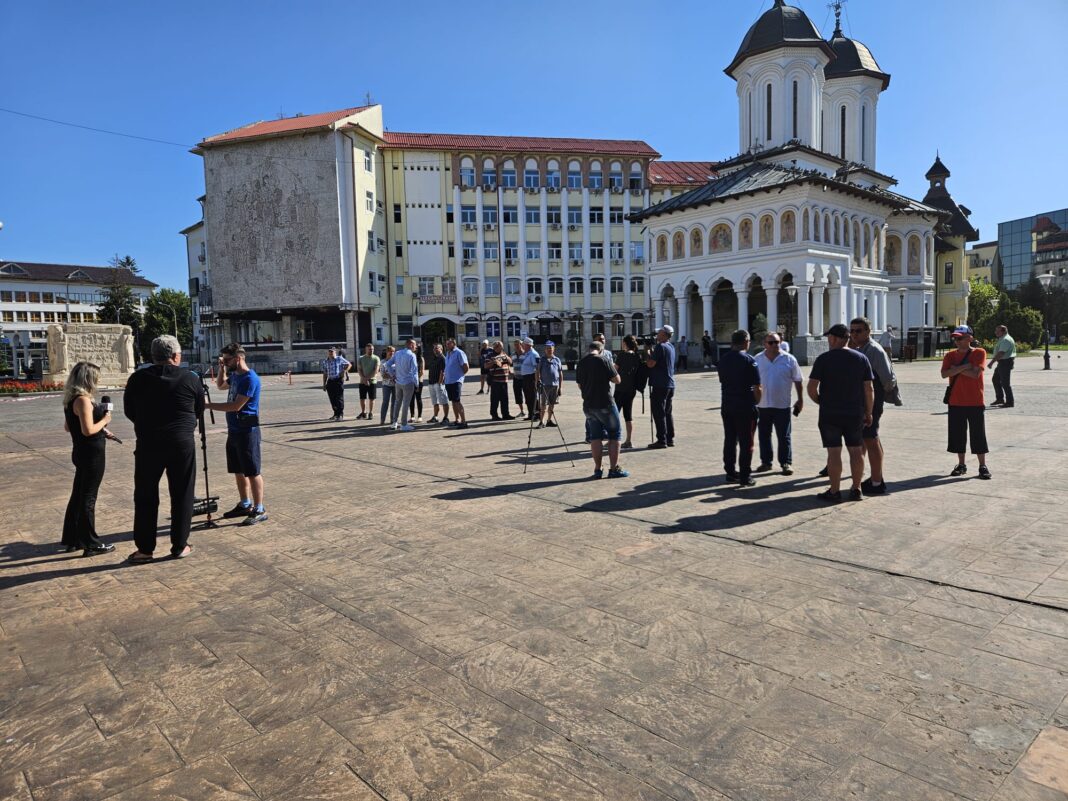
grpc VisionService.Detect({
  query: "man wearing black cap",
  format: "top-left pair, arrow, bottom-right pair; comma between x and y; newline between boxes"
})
718,329 -> 763,486
807,323 -> 874,502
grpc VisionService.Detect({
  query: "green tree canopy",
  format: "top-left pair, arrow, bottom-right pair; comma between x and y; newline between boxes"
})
107,254 -> 140,274
96,276 -> 142,329
140,289 -> 193,360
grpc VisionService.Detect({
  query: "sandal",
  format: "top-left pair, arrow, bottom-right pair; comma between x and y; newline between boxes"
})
126,551 -> 154,564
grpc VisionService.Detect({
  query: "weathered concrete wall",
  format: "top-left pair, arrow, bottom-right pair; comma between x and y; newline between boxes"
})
204,133 -> 343,313
45,323 -> 135,385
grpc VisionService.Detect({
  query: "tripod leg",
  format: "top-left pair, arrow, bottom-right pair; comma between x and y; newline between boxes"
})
522,409 -> 537,474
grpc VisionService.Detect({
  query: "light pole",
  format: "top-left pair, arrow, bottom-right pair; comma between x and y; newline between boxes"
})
157,302 -> 179,339
785,284 -> 798,344
1037,271 -> 1054,371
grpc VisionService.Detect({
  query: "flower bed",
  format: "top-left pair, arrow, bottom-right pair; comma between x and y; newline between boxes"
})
0,380 -> 65,395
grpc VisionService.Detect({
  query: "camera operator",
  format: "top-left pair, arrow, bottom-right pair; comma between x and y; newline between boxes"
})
207,343 -> 267,525
123,335 -> 203,562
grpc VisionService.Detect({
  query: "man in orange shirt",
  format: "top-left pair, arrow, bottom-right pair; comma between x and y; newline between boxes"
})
940,325 -> 990,479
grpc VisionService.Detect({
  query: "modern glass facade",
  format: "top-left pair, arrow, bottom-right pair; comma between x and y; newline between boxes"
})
997,207 -> 1068,289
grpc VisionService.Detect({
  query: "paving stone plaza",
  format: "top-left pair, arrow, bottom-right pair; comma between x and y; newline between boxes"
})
2,357 -> 1067,800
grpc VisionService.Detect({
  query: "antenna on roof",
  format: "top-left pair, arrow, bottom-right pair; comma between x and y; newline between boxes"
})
828,0 -> 845,36
364,91 -> 374,106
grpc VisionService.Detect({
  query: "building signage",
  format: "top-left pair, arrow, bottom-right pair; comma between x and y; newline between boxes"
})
417,295 -> 457,304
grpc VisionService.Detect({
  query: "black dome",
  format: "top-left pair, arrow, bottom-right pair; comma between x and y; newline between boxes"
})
725,0 -> 834,77
824,28 -> 891,89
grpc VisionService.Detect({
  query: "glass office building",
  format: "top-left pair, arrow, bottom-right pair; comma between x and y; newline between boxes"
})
997,207 -> 1068,289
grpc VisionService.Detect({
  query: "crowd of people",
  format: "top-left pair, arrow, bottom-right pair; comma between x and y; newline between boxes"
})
55,318 -> 1010,560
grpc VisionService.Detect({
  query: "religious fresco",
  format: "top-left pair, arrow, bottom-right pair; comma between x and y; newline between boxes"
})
690,228 -> 703,256
672,232 -> 685,259
657,234 -> 668,262
739,218 -> 753,249
802,210 -> 810,240
908,235 -> 921,274
781,211 -> 796,243
885,237 -> 901,275
711,223 -> 732,252
759,215 -> 774,247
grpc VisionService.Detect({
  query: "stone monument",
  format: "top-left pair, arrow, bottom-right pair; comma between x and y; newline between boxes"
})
45,323 -> 136,386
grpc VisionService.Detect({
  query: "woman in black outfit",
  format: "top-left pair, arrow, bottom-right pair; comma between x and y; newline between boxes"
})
613,335 -> 642,449
61,361 -> 117,555
408,343 -> 425,422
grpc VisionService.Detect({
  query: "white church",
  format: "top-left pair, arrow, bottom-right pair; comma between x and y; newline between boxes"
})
634,0 -> 947,363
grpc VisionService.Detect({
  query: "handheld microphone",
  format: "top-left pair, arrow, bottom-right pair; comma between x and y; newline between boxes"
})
101,395 -> 114,412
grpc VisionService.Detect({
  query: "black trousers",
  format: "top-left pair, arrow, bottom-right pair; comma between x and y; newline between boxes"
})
522,374 -> 539,417
62,444 -> 106,549
133,436 -> 196,556
947,406 -> 988,455
993,359 -> 1014,405
650,386 -> 675,444
325,377 -> 345,416
489,382 -> 511,418
408,383 -> 424,418
722,406 -> 757,478
512,376 -> 525,410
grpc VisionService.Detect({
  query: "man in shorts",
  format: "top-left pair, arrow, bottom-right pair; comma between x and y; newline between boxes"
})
356,342 -> 380,420
443,338 -> 469,429
208,343 -> 267,525
807,323 -> 874,503
537,341 -> 563,428
576,342 -> 628,479
849,317 -> 895,494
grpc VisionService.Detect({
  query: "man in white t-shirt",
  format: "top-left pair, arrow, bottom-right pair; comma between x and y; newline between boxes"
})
754,331 -> 804,475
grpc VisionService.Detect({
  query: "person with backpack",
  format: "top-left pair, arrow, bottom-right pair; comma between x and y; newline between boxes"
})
613,335 -> 642,449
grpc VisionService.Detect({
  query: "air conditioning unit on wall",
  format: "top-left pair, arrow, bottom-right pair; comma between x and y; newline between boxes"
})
464,296 -> 477,304
531,294 -> 542,302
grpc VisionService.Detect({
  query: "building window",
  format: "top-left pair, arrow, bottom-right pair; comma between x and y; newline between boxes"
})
612,314 -> 626,337
524,169 -> 539,188
840,105 -> 847,159
364,150 -> 373,172
609,170 -> 623,189
501,166 -> 516,187
448,241 -> 455,258
506,318 -> 522,338
486,319 -> 501,338
610,276 -> 624,293
505,277 -> 521,297
482,172 -> 496,189
460,205 -> 476,224
609,208 -> 624,224
464,321 -> 479,338
368,273 -> 379,293
590,277 -> 604,294
463,278 -> 479,297
504,242 -> 519,260
792,80 -> 798,139
944,261 -> 954,285
631,241 -> 644,261
502,206 -> 518,224
589,209 -> 604,225
395,241 -> 403,257
367,230 -> 375,252
568,243 -> 583,261
549,276 -> 563,294
630,276 -> 645,294
547,242 -> 562,260
485,278 -> 500,296
395,276 -> 405,295
590,242 -> 604,260
567,170 -> 582,189
631,313 -> 645,336
366,191 -> 375,212
14,291 -> 27,303
446,204 -> 454,223
546,207 -> 562,225
462,242 -> 477,260
526,242 -> 541,260
766,83 -> 773,141
546,167 -> 561,188
397,315 -> 414,337
483,207 -> 498,224
28,291 -> 40,303
609,242 -> 624,260
861,105 -> 867,162
527,277 -> 543,295
592,315 -> 605,335
441,279 -> 456,297
588,168 -> 602,189
567,207 -> 582,225
460,164 -> 475,186
418,277 -> 435,295
393,203 -> 402,223
484,242 -> 499,261
0,291 -> 11,302
569,276 -> 584,294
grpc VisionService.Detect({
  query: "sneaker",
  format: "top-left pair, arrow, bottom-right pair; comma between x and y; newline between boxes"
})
591,468 -> 604,479
337,415 -> 345,422
978,465 -> 992,480
546,420 -> 557,427
607,466 -> 630,479
83,543 -> 116,556
647,442 -> 667,450
858,476 -> 884,495
391,423 -> 399,431
781,464 -> 794,475
1001,403 -> 1014,408
416,418 -> 423,423
950,463 -> 968,477
666,441 -> 675,447
536,422 -> 544,429
400,424 -> 415,432
847,487 -> 863,502
817,489 -> 842,503
736,477 -> 756,488
428,416 -> 438,424
755,463 -> 773,473
242,510 -> 268,526
990,400 -> 1004,407
455,422 -> 469,429
725,471 -> 739,482
621,440 -> 633,449
223,502 -> 253,519
439,418 -> 450,425
503,415 -> 516,420
818,466 -> 829,478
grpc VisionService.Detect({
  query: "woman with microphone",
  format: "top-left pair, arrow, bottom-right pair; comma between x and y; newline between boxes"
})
61,361 -> 119,555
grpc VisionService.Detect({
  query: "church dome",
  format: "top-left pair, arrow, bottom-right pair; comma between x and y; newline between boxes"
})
824,24 -> 891,89
725,0 -> 834,77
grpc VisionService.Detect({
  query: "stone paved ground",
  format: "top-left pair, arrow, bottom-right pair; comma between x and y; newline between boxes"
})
2,356 -> 1067,801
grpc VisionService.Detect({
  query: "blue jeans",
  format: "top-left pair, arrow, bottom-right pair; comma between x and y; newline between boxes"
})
757,407 -> 793,466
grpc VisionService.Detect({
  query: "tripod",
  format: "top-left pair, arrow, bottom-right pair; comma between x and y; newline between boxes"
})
192,375 -> 220,529
523,385 -> 575,473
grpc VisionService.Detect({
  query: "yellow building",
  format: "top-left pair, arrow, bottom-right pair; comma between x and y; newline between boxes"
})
922,155 -> 979,328
966,241 -> 997,286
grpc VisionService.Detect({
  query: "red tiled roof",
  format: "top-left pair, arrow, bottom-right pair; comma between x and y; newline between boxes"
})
382,131 -> 659,157
648,161 -> 719,186
0,262 -> 157,287
200,105 -> 371,147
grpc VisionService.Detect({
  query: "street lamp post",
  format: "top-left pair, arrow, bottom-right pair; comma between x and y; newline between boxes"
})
784,284 -> 798,344
157,302 -> 179,340
1037,271 -> 1054,371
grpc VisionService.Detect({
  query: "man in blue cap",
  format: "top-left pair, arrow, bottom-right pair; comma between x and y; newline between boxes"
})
537,341 -> 563,427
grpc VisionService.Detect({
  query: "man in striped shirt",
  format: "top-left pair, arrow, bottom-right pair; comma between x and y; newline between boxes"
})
321,347 -> 351,421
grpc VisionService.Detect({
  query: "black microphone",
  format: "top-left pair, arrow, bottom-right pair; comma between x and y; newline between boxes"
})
101,395 -> 113,411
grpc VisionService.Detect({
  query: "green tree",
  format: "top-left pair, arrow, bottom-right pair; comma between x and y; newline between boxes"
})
140,289 -> 193,360
96,275 -> 142,328
107,253 -> 140,274
967,278 -> 1001,327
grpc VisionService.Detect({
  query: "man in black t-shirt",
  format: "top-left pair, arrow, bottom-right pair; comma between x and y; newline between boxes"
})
576,343 -> 629,479
717,330 -> 763,486
807,324 -> 874,503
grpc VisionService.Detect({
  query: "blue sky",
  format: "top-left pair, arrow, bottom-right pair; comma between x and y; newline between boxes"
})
2,0 -> 1065,291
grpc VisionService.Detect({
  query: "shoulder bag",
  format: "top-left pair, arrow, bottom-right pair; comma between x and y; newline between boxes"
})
943,349 -> 973,405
